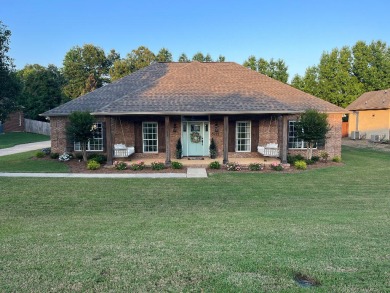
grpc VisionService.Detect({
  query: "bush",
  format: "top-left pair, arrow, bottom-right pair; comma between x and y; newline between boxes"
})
209,161 -> 221,169
114,161 -> 127,170
130,161 -> 145,171
248,162 -> 263,171
50,152 -> 60,159
87,160 -> 100,170
311,156 -> 320,162
87,154 -> 107,164
35,151 -> 46,158
320,151 -> 329,163
332,156 -> 342,163
41,148 -> 51,155
171,161 -> 183,169
294,160 -> 307,170
271,162 -> 284,171
74,153 -> 83,160
287,154 -> 305,164
305,159 -> 315,165
58,153 -> 72,162
151,161 -> 165,170
226,162 -> 241,171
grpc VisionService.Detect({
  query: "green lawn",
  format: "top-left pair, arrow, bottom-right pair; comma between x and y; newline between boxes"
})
0,150 -> 69,172
0,132 -> 50,149
1,147 -> 389,292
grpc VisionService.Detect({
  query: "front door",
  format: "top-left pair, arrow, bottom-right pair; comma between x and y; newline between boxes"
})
183,122 -> 210,156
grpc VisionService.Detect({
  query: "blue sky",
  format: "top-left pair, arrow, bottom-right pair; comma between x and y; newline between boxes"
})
1,0 -> 389,79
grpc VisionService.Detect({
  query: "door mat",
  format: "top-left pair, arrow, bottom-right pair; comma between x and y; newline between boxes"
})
188,157 -> 205,160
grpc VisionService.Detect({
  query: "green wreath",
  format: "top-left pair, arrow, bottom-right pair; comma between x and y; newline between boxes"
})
190,131 -> 202,143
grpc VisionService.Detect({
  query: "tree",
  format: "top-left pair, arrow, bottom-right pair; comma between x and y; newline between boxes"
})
295,109 -> 330,159
178,53 -> 189,62
127,46 -> 155,71
192,52 -> 205,62
109,59 -> 131,81
106,49 -> 120,68
243,55 -> 289,83
62,44 -> 109,99
243,55 -> 257,70
17,64 -> 65,120
204,53 -> 213,62
217,55 -> 225,62
0,21 -> 21,122
155,48 -> 172,62
66,111 -> 95,162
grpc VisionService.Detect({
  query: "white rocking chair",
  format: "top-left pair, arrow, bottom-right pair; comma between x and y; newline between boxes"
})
257,143 -> 280,157
114,144 -> 135,158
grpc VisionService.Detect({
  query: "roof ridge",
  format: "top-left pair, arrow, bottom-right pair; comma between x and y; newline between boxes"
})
100,63 -> 194,111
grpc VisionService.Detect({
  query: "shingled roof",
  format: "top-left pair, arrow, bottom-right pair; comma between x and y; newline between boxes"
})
346,89 -> 390,111
42,62 -> 345,116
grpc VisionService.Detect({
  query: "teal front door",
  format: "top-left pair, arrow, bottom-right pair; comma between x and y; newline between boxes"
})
184,122 -> 210,156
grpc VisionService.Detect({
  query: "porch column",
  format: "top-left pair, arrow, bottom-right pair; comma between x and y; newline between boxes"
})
105,116 -> 113,165
165,116 -> 171,166
223,116 -> 229,164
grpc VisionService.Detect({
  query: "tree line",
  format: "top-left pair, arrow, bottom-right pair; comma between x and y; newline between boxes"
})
1,19 -> 390,122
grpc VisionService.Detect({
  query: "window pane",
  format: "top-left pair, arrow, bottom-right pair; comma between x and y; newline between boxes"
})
236,121 -> 251,152
143,122 -> 158,153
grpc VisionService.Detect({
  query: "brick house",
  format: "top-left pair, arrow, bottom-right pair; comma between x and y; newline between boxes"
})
42,61 -> 345,164
346,89 -> 390,141
1,111 -> 25,133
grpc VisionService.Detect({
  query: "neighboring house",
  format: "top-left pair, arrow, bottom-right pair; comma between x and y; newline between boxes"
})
1,111 -> 25,133
346,89 -> 390,141
42,61 -> 345,164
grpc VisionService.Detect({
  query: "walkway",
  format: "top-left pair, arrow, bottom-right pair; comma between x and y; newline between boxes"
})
0,168 -> 208,179
0,141 -> 51,157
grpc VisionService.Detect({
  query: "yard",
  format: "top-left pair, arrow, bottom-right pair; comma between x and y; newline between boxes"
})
0,132 -> 50,149
0,146 -> 389,292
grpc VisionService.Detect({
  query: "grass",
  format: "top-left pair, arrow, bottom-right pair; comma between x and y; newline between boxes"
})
0,146 -> 390,292
0,151 -> 69,172
0,132 -> 50,149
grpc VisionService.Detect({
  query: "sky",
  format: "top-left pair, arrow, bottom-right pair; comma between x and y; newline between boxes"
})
1,0 -> 390,79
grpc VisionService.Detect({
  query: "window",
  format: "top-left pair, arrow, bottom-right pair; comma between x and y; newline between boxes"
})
288,121 -> 318,149
236,121 -> 251,152
74,122 -> 104,151
143,122 -> 158,153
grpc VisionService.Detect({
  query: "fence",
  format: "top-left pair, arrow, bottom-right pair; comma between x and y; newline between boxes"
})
24,119 -> 51,136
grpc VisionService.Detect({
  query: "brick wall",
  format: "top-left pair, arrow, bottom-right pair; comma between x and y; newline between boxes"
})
210,117 -> 224,157
258,115 -> 279,145
3,111 -> 24,132
50,116 -> 68,153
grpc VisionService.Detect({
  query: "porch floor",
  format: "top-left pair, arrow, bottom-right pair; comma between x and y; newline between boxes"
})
119,156 -> 280,167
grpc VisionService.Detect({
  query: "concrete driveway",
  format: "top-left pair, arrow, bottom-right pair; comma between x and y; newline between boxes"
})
0,141 -> 51,157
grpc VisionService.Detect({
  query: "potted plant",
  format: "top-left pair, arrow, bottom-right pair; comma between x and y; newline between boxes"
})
209,138 -> 217,159
176,138 -> 182,159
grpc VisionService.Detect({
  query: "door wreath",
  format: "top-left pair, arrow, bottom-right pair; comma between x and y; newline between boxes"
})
190,131 -> 202,143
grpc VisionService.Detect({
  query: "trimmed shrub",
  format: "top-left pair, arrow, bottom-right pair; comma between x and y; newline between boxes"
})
311,156 -> 320,162
171,161 -> 183,169
87,160 -> 100,170
114,161 -> 127,170
209,161 -> 221,169
305,159 -> 315,165
35,151 -> 46,158
226,162 -> 241,171
50,152 -> 60,159
248,163 -> 263,171
332,156 -> 342,163
58,153 -> 72,162
131,161 -> 145,171
320,151 -> 329,163
151,161 -> 165,170
271,162 -> 284,171
294,160 -> 307,170
287,154 -> 305,164
41,148 -> 51,155
87,154 -> 107,164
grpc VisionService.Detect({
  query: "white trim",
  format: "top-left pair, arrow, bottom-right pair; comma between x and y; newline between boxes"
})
288,120 -> 318,150
142,122 -> 158,153
74,122 -> 104,152
235,121 -> 251,152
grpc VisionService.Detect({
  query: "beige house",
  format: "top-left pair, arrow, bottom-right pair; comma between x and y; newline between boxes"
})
42,62 -> 345,164
346,89 -> 390,141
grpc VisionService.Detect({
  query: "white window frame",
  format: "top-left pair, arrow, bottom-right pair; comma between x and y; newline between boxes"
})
142,122 -> 158,153
74,122 -> 104,152
235,121 -> 251,152
288,121 -> 317,149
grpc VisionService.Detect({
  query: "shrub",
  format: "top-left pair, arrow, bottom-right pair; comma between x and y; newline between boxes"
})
209,161 -> 221,169
249,162 -> 263,171
87,154 -> 107,164
271,162 -> 284,171
151,161 -> 165,170
305,159 -> 314,165
114,161 -> 127,170
320,151 -> 329,163
287,154 -> 305,164
59,153 -> 72,162
35,151 -> 46,158
74,153 -> 83,160
41,148 -> 51,155
87,160 -> 100,170
294,160 -> 307,170
131,161 -> 145,171
311,156 -> 320,162
171,161 -> 183,169
50,152 -> 60,159
332,156 -> 342,163
226,162 -> 241,171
